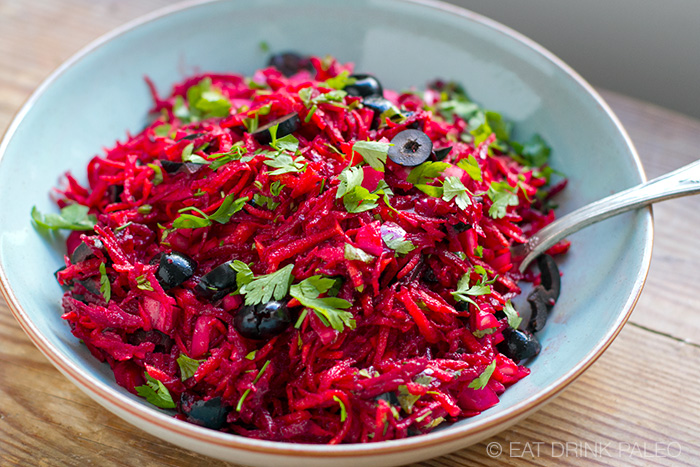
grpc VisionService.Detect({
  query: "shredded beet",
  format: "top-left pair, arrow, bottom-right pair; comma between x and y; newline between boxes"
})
47,55 -> 568,443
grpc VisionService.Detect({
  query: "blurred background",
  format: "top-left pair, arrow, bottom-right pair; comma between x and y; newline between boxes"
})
450,0 -> 700,119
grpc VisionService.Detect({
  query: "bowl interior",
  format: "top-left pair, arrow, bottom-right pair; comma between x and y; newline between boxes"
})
0,0 -> 650,458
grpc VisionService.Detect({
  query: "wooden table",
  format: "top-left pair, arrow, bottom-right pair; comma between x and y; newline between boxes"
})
1,1 -> 699,465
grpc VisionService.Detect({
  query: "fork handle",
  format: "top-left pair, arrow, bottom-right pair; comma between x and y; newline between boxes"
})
517,159 -> 700,271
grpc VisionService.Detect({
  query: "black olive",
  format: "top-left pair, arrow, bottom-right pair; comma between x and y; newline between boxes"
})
375,392 -> 400,406
251,112 -> 300,145
499,328 -> 541,362
70,241 -> 96,264
177,133 -> 207,142
537,254 -> 561,301
453,221 -> 469,233
181,394 -> 229,430
54,266 -> 72,292
234,300 -> 291,340
159,160 -> 203,175
160,160 -> 183,174
455,301 -> 469,312
433,146 -> 453,161
362,95 -> 396,129
155,252 -> 197,290
107,185 -> 124,204
195,261 -> 238,301
527,285 -> 551,332
268,52 -> 313,77
388,129 -> 433,167
345,74 -> 383,98
422,267 -> 438,284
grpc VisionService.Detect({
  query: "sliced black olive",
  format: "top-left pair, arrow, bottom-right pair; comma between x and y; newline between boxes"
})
195,261 -> 238,301
234,300 -> 291,340
422,266 -> 438,284
433,146 -> 453,161
455,301 -> 469,312
499,328 -> 541,362
181,394 -> 229,430
362,95 -> 396,129
54,266 -> 72,292
268,52 -> 313,77
388,129 -> 433,167
453,221 -> 469,233
107,185 -> 124,204
160,160 -> 183,174
345,74 -> 383,98
70,241 -> 96,264
375,392 -> 400,406
527,285 -> 551,332
177,133 -> 206,142
155,252 -> 197,290
537,254 -> 561,301
74,277 -> 101,297
159,160 -> 203,175
251,112 -> 300,145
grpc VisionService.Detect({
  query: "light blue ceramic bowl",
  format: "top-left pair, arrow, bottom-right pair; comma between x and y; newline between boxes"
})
0,0 -> 651,465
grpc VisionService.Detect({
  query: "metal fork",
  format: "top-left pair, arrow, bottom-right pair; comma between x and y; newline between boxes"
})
515,159 -> 700,272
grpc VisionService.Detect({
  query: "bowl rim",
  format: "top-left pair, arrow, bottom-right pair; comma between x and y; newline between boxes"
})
0,0 -> 653,458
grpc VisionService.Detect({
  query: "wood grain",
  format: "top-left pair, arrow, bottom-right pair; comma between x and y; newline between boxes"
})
2,1 -> 700,466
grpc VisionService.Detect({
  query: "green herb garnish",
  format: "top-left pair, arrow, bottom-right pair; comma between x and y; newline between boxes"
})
31,204 -> 96,231
290,275 -> 354,332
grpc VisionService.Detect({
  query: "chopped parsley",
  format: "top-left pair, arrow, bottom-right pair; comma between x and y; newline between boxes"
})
352,140 -> 392,172
381,225 -> 416,255
236,360 -> 271,412
135,373 -> 176,409
238,264 -> 294,306
175,77 -> 231,123
442,176 -> 472,210
344,243 -> 375,263
99,263 -> 111,303
333,395 -> 348,422
31,204 -> 96,231
486,180 -> 519,218
406,161 -> 450,196
468,361 -> 497,390
136,274 -> 154,292
502,300 -> 522,330
511,133 -> 551,167
176,354 -> 204,380
208,143 -> 251,170
264,153 -> 306,175
451,267 -> 493,308
290,275 -> 355,332
456,155 -> 483,182
173,193 -> 249,228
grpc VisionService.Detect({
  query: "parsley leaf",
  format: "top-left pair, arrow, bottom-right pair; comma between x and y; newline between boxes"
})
324,71 -> 356,90
177,354 -> 204,380
181,77 -> 231,122
456,155 -> 483,182
290,275 -> 355,332
502,300 -> 522,330
468,361 -> 497,390
135,373 -> 176,409
239,264 -> 294,306
407,161 -> 450,185
486,181 -> 519,218
208,143 -> 250,170
153,124 -> 172,138
228,260 -> 254,292
99,263 -> 111,303
264,153 -> 306,175
269,180 -> 285,196
31,204 -> 97,231
173,194 -> 248,228
451,269 -> 492,308
336,166 -> 364,199
442,176 -> 472,210
147,163 -> 164,186
343,186 -> 379,213
242,103 -> 272,132
344,243 -> 375,263
512,133 -> 551,167
181,143 -> 208,164
352,140 -> 391,172
381,224 -> 416,255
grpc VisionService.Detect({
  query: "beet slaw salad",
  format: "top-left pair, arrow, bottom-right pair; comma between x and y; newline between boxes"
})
32,53 -> 568,444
